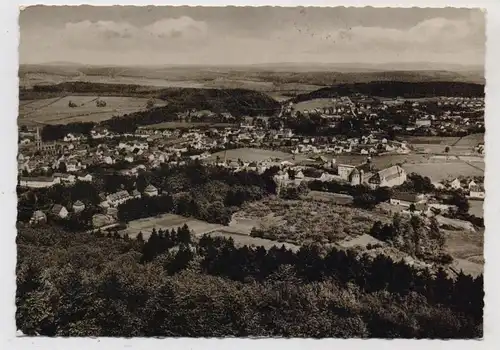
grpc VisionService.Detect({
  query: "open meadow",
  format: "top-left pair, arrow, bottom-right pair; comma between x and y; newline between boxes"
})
444,228 -> 484,277
19,95 -> 167,125
208,147 -> 295,163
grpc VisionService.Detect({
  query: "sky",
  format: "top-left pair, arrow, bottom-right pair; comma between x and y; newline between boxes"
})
19,6 -> 486,67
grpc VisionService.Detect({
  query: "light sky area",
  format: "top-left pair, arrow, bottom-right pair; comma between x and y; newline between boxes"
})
19,6 -> 486,67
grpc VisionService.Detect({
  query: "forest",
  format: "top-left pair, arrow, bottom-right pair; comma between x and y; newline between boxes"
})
16,222 -> 483,338
292,81 -> 485,103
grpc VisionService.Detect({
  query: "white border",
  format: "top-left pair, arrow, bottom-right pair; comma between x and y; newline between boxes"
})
1,1 -> 499,349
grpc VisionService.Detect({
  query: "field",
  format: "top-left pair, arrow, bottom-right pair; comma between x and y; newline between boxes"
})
402,134 -> 484,155
121,213 -> 223,240
19,95 -> 167,125
402,162 -> 484,182
444,229 -> 484,277
468,200 -> 484,218
293,98 -> 337,112
207,148 -> 295,163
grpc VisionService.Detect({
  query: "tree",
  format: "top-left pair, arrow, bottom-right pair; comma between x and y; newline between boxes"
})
353,193 -> 377,209
409,203 -> 416,212
58,162 -> 67,173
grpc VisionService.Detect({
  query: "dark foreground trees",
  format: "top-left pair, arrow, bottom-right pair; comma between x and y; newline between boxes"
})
16,224 -> 483,338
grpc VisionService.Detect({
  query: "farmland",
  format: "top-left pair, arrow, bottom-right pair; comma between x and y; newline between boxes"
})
402,162 -> 484,182
293,98 -> 338,112
18,95 -> 167,126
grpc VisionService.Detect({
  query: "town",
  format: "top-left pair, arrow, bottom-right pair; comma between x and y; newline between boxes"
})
18,92 -> 485,275
15,5 -> 486,340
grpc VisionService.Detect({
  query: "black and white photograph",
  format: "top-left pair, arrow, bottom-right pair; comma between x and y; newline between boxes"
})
15,4 -> 486,339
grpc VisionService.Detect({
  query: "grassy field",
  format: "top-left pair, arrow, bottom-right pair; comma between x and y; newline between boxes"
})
293,98 -> 337,112
444,228 -> 484,277
468,200 -> 484,218
402,162 -> 484,182
19,95 -> 166,125
121,213 -> 223,240
208,148 -> 294,163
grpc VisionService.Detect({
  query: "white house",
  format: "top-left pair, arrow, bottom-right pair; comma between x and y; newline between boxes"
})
450,178 -> 462,190
469,185 -> 485,200
72,200 -> 85,213
50,204 -> 69,219
143,184 -> 159,197
106,190 -> 132,207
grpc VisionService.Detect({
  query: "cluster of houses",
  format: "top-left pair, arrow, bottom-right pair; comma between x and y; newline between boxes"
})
441,177 -> 485,200
28,183 -> 161,228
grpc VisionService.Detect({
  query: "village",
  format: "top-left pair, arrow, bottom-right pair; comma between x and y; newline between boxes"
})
18,96 -> 485,244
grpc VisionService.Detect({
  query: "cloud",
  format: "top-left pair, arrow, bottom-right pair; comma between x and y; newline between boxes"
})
19,12 -> 485,66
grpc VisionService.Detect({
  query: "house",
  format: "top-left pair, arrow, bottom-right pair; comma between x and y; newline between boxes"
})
143,184 -> 159,197
450,178 -> 462,190
468,180 -> 477,189
72,200 -> 85,213
30,210 -> 47,225
415,119 -> 431,127
390,192 -> 426,207
54,173 -> 76,185
106,190 -> 132,207
77,173 -> 93,182
19,176 -> 61,188
469,185 -> 485,200
368,165 -> 407,189
337,164 -> 357,181
50,204 -> 69,219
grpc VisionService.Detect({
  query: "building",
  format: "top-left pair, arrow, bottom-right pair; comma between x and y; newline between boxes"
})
390,192 -> 426,207
50,204 -> 69,219
337,164 -> 357,181
450,178 -> 462,190
34,127 -> 60,155
143,184 -> 159,197
72,200 -> 85,213
19,176 -> 61,188
54,173 -> 76,185
415,119 -> 432,127
348,168 -> 364,186
30,210 -> 47,225
368,165 -> 407,189
469,185 -> 485,200
106,190 -> 132,207
77,173 -> 93,182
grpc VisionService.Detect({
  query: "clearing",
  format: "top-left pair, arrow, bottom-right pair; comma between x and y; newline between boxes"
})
444,228 -> 484,277
236,197 -> 391,245
207,148 -> 295,163
19,95 -> 166,125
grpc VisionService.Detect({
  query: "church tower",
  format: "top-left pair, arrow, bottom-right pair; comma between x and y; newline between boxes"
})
35,127 -> 42,151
